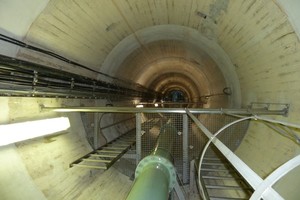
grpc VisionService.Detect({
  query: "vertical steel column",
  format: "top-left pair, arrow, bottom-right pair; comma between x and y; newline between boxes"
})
135,113 -> 142,165
93,113 -> 99,149
182,114 -> 189,184
189,160 -> 196,198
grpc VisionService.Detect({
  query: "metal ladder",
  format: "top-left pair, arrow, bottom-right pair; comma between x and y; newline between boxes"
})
70,130 -> 136,170
200,146 -> 254,200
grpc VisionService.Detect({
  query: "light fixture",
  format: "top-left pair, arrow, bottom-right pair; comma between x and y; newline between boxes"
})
136,104 -> 144,108
0,117 -> 70,146
154,103 -> 159,107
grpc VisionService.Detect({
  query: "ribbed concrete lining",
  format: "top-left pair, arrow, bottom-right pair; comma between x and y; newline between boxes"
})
0,0 -> 300,199
102,25 -> 241,108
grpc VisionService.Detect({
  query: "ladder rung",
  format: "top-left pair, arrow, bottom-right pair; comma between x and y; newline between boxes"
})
103,147 -> 126,150
118,140 -> 135,145
201,168 -> 233,172
109,144 -> 130,147
82,159 -> 111,163
97,150 -> 122,153
90,154 -> 115,158
210,197 -> 249,200
205,185 -> 252,190
72,164 -> 107,170
202,162 -> 229,166
112,143 -> 132,146
202,175 -> 242,180
119,138 -> 133,141
203,157 -> 226,161
113,142 -> 132,145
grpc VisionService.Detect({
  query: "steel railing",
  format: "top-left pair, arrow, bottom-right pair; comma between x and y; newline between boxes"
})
186,109 -> 300,200
42,105 -> 299,200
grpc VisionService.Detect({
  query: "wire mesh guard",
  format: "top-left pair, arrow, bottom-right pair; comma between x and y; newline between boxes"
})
113,113 -> 249,187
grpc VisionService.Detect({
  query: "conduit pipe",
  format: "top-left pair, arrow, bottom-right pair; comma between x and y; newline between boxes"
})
126,123 -> 177,200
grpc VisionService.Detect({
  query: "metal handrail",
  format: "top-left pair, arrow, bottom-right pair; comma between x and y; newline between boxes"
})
226,113 -> 300,144
250,154 -> 300,199
41,106 -> 288,115
189,110 -> 300,200
42,105 -> 298,199
185,109 -> 265,199
226,112 -> 300,129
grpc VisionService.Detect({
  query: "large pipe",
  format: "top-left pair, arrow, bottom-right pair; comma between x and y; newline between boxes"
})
126,123 -> 177,200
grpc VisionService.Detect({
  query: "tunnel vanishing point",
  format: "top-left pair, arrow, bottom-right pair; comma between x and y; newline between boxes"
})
1,1 -> 300,200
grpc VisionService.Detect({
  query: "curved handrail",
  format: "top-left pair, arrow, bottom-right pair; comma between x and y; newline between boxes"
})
225,112 -> 300,129
195,112 -> 300,200
197,116 -> 254,200
250,154 -> 300,199
226,113 -> 300,144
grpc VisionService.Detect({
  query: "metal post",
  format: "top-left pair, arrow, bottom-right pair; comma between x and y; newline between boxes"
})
135,113 -> 142,165
189,160 -> 195,198
182,114 -> 189,184
174,180 -> 186,200
93,113 -> 99,149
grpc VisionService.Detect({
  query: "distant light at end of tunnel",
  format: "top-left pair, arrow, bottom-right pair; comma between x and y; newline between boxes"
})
0,117 -> 70,146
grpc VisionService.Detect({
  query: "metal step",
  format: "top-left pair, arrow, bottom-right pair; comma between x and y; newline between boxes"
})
200,147 -> 254,200
202,162 -> 230,166
202,175 -> 243,180
98,150 -> 123,153
82,158 -> 111,163
201,168 -> 234,172
102,147 -> 126,150
72,163 -> 107,170
205,185 -> 252,190
89,154 -> 116,158
70,130 -> 136,170
210,197 -> 249,200
203,157 -> 227,162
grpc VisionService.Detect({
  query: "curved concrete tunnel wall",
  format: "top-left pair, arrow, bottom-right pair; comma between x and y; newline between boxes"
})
101,25 -> 241,107
0,0 -> 300,199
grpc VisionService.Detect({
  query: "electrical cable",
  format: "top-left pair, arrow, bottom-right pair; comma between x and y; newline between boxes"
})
0,59 -> 154,99
0,33 -> 153,93
0,33 -> 111,76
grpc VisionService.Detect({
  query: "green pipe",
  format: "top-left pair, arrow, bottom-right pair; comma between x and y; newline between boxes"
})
126,124 -> 177,200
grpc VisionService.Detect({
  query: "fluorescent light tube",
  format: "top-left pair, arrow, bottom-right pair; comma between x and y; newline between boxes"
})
0,117 -> 70,146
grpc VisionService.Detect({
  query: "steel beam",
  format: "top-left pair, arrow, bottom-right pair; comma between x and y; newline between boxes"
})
41,106 -> 287,116
182,114 -> 189,184
135,113 -> 142,165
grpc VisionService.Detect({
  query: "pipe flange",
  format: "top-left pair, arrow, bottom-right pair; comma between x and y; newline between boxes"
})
135,155 -> 177,191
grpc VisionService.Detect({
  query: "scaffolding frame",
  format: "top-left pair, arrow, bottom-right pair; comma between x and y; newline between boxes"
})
43,105 -> 299,200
